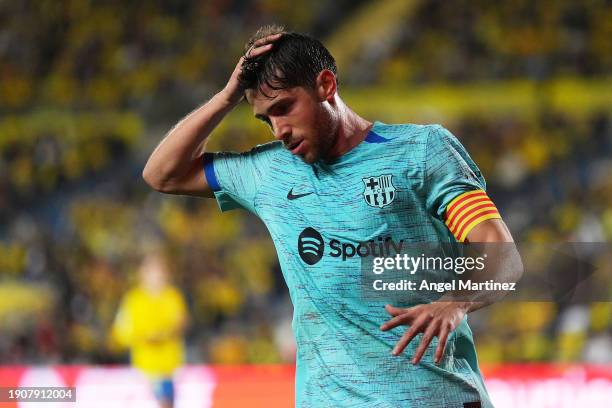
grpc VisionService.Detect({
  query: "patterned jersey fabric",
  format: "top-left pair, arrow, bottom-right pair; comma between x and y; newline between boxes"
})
204,122 -> 496,407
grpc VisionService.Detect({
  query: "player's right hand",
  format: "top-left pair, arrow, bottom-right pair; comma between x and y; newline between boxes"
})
220,33 -> 284,106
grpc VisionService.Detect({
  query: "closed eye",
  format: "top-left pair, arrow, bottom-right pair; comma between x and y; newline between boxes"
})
254,97 -> 295,126
270,100 -> 293,116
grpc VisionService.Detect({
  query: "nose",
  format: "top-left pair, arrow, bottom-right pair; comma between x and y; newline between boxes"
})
271,119 -> 291,141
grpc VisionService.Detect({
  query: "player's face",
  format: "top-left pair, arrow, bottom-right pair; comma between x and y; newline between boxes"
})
140,254 -> 168,292
246,84 -> 336,163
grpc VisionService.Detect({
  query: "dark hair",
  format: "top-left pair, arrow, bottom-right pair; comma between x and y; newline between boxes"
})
239,25 -> 338,97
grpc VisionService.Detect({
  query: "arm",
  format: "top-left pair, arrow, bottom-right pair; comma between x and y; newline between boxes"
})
381,218 -> 523,364
142,33 -> 282,196
458,217 -> 517,312
142,92 -> 235,197
380,128 -> 524,364
466,217 -> 513,243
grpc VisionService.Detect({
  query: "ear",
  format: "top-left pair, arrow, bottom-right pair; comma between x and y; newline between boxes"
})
315,69 -> 337,103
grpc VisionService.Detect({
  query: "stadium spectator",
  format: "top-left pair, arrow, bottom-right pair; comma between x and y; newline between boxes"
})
111,252 -> 188,408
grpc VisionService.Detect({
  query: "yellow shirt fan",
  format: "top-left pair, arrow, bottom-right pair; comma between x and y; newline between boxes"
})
113,285 -> 187,377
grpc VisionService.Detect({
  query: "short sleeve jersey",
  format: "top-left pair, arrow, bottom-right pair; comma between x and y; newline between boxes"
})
112,286 -> 187,377
204,122 -> 498,407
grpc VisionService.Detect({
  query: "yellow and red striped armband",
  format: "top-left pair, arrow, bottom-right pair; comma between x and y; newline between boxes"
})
444,190 -> 501,242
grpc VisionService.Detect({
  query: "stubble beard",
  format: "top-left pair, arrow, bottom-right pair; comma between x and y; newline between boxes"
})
306,107 -> 337,164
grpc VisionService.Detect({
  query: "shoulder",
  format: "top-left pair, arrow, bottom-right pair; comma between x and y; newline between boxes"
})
381,122 -> 464,153
244,140 -> 292,165
249,140 -> 284,155
215,140 -> 284,159
371,122 -> 452,160
371,122 -> 447,144
213,141 -> 287,173
164,286 -> 185,301
422,124 -> 470,156
122,287 -> 142,307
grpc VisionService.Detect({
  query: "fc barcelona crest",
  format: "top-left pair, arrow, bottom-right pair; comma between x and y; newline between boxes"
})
362,174 -> 396,208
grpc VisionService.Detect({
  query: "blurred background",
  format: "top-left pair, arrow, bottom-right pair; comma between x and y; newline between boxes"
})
0,0 -> 611,406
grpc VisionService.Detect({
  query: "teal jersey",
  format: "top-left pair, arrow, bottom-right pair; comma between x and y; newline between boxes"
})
204,122 -> 493,408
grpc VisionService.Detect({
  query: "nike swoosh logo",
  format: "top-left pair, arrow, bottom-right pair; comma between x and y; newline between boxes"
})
287,188 -> 313,200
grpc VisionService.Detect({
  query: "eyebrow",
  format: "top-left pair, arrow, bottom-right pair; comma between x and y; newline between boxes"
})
254,97 -> 293,121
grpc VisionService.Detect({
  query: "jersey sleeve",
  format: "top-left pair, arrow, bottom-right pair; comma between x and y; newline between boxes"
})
203,143 -> 276,213
424,125 -> 501,242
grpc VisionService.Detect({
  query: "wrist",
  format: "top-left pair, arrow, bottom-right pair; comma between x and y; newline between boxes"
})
457,301 -> 472,313
216,88 -> 242,108
438,297 -> 472,314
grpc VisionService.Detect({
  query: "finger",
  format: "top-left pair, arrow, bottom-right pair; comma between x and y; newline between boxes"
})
391,315 -> 428,355
253,33 -> 283,47
385,304 -> 414,317
411,322 -> 439,365
391,325 -> 423,356
434,325 -> 450,364
380,311 -> 418,331
380,313 -> 413,331
381,305 -> 418,331
245,43 -> 274,59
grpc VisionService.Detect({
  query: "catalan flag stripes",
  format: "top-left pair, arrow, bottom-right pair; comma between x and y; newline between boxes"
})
444,190 -> 501,242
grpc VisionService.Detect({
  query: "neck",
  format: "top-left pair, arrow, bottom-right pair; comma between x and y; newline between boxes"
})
324,98 -> 372,161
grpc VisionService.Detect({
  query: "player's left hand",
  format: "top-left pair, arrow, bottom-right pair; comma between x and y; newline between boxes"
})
380,302 -> 468,365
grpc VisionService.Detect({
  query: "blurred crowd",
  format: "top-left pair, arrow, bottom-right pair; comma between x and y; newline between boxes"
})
359,0 -> 612,85
0,0 -> 610,366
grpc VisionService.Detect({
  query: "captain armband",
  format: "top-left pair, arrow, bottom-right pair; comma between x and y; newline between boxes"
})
444,190 -> 501,242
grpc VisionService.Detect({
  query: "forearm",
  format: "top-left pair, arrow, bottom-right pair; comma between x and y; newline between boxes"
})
143,34 -> 282,195
456,251 -> 520,315
440,220 -> 522,313
143,90 -> 236,189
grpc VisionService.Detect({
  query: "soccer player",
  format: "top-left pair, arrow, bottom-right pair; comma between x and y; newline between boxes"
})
143,25 -> 517,407
112,253 -> 188,408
